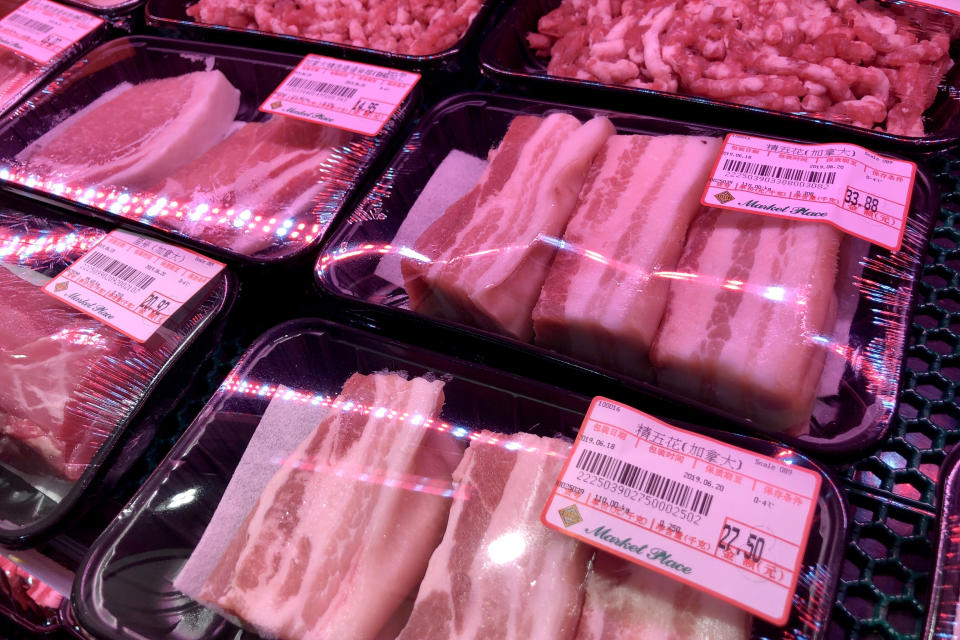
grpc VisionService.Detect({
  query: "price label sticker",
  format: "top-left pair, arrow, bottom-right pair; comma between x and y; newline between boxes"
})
542,398 -> 821,625
0,0 -> 102,64
260,54 -> 419,136
43,230 -> 225,343
702,133 -> 916,251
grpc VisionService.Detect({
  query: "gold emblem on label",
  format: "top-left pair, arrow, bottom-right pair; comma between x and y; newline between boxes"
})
54,281 -> 68,292
715,190 -> 735,204
558,504 -> 583,528
270,100 -> 283,109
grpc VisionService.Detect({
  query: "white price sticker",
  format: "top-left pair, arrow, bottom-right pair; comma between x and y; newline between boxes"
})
702,133 -> 916,251
542,398 -> 821,625
260,54 -> 419,136
43,230 -> 225,343
0,0 -> 102,64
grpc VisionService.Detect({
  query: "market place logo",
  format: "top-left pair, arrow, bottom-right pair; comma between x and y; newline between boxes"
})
558,504 -> 582,528
54,281 -> 68,292
714,190 -> 735,204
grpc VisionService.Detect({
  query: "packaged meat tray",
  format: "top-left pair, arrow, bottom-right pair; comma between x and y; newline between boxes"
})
0,0 -> 106,121
0,35 -> 414,264
923,445 -> 960,640
479,0 -> 960,152
146,0 -> 498,75
71,317 -> 847,640
314,92 -> 939,457
0,198 -> 233,546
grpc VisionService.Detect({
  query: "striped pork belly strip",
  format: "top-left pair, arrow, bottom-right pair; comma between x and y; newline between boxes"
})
401,113 -> 615,340
533,134 -> 721,380
574,551 -> 751,640
650,209 -> 842,433
395,431 -> 591,640
196,372 -> 464,640
150,117 -> 349,255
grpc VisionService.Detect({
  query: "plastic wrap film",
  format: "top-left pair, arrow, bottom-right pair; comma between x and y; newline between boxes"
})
480,0 -> 960,150
0,35 -> 414,263
146,0 -> 499,73
71,318 -> 848,640
923,446 -> 960,640
0,207 -> 230,541
314,93 -> 938,455
0,0 -> 105,120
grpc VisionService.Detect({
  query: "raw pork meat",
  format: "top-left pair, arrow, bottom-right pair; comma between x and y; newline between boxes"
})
187,0 -> 484,55
650,208 -> 843,433
395,431 -> 590,640
0,49 -> 39,112
529,0 -> 955,135
402,113 -> 614,340
0,268 -> 126,481
150,116 -> 350,256
196,372 -> 465,640
574,551 -> 751,640
533,134 -> 721,380
16,70 -> 240,188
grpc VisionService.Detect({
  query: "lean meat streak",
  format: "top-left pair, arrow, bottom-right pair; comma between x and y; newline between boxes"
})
0,268 -> 125,481
533,134 -> 721,380
17,70 -> 240,189
651,207 -> 842,433
402,113 -> 615,340
150,116 -> 350,255
396,431 -> 590,640
196,373 -> 464,640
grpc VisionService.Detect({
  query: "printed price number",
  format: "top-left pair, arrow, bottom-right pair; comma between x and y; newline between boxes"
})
717,523 -> 766,562
138,292 -> 172,318
843,186 -> 879,212
350,98 -> 379,115
40,33 -> 63,47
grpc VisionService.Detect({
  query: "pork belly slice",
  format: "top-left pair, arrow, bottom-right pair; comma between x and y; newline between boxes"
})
396,431 -> 591,640
401,113 -> 615,340
574,551 -> 751,640
0,268 -> 126,481
150,116 -> 349,255
533,134 -> 721,380
16,70 -> 240,189
650,209 -> 842,433
196,372 -> 465,640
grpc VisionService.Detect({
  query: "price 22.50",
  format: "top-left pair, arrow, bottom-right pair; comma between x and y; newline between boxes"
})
717,524 -> 765,562
844,187 -> 879,213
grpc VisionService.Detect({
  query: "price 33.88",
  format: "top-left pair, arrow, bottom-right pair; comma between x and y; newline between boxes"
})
844,187 -> 879,214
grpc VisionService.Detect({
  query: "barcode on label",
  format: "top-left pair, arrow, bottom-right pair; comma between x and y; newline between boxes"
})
576,449 -> 713,516
85,251 -> 156,290
723,158 -> 836,185
286,77 -> 357,99
7,12 -> 54,33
